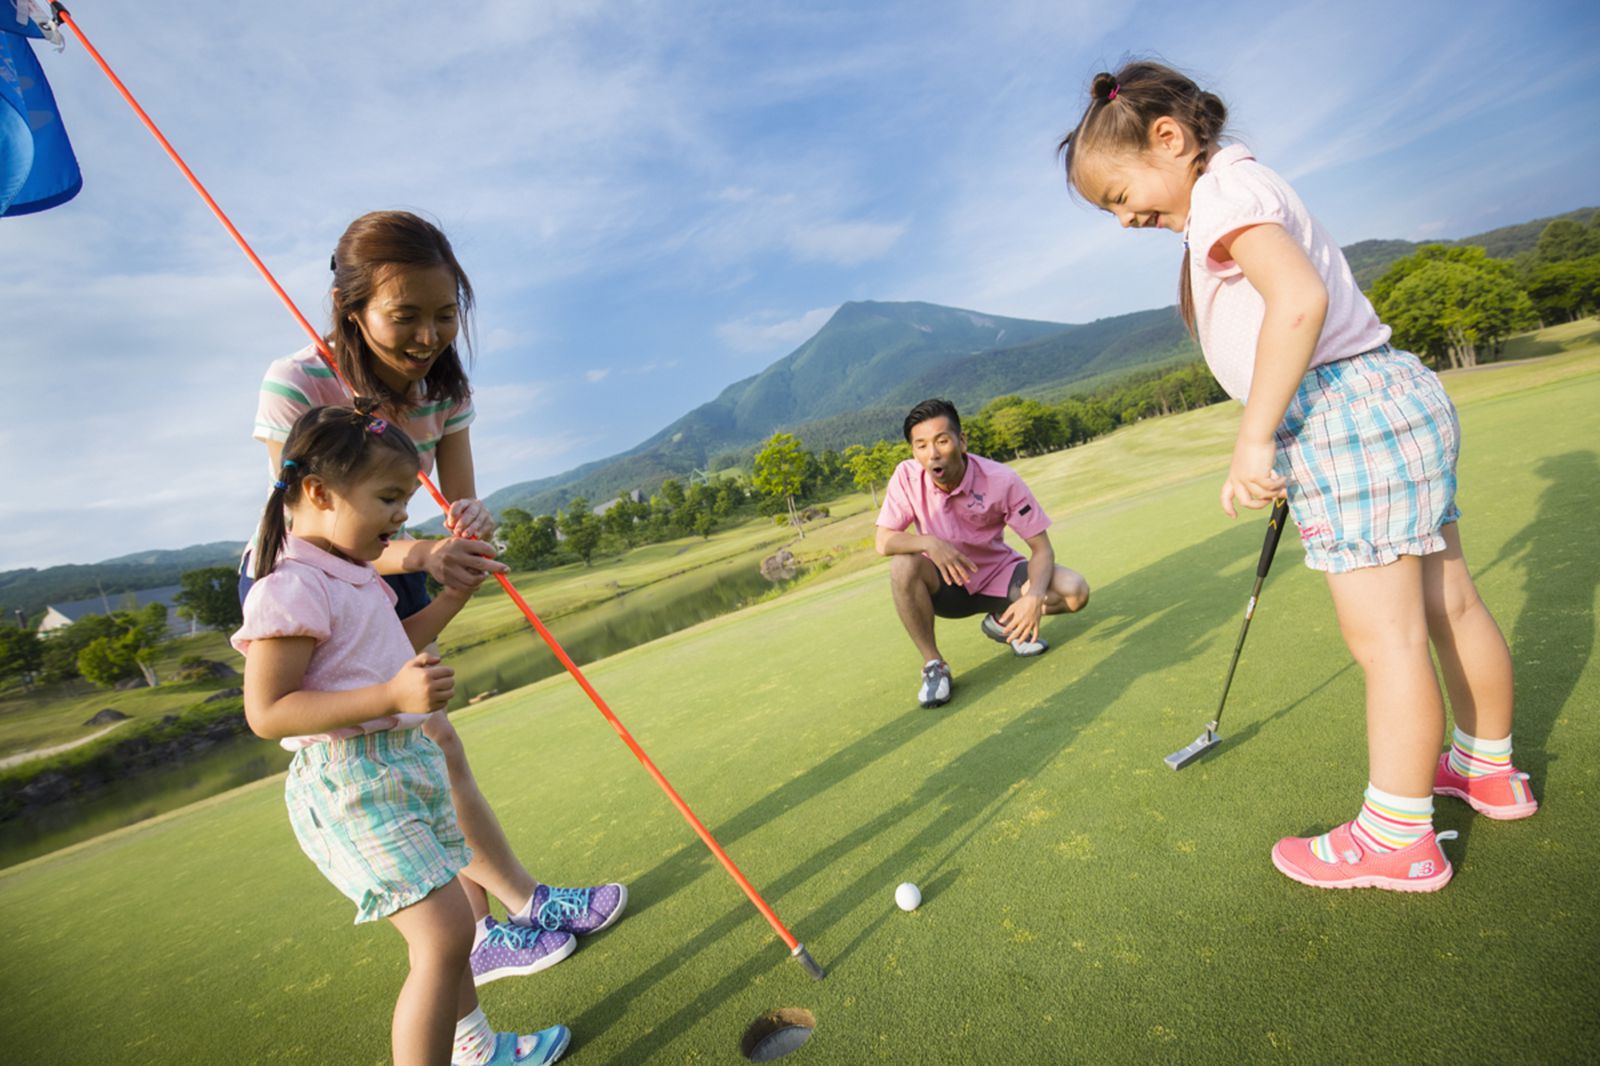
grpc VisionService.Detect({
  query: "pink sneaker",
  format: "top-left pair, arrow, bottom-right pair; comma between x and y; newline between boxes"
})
1271,821 -> 1456,892
1433,752 -> 1538,820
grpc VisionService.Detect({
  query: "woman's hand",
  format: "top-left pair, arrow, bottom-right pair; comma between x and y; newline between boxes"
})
422,536 -> 508,587
1220,433 -> 1286,518
445,496 -> 497,540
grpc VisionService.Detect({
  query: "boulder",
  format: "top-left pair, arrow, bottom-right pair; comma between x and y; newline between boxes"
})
84,708 -> 130,727
114,677 -> 149,691
177,659 -> 240,682
760,549 -> 800,583
202,687 -> 243,704
467,690 -> 500,706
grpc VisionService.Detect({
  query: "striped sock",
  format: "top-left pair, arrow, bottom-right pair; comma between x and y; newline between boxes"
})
1447,727 -> 1512,778
1311,785 -> 1433,862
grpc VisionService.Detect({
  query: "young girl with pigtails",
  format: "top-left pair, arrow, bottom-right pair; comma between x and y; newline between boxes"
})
236,405 -> 568,1065
1058,61 -> 1535,892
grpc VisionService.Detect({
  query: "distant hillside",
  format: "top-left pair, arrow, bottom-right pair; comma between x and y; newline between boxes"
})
1345,206 -> 1597,287
482,302 -> 1201,516
478,206 -> 1595,519
0,542 -> 246,620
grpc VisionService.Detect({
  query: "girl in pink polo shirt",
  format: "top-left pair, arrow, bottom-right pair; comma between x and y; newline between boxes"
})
1058,61 -> 1534,892
236,405 -> 569,1065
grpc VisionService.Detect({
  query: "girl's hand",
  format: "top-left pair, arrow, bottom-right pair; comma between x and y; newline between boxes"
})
424,536 -> 508,587
1220,435 -> 1286,518
445,497 -> 497,541
389,653 -> 456,713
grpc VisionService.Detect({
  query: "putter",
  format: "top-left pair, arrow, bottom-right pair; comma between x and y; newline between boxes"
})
1165,497 -> 1289,770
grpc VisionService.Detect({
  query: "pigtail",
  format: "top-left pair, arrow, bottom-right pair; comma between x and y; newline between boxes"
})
253,459 -> 302,579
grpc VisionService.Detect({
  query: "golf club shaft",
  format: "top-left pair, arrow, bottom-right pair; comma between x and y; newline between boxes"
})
59,6 -> 815,967
1210,497 -> 1289,731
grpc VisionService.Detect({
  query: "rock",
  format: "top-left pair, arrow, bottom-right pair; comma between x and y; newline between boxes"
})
114,677 -> 149,691
202,687 -> 243,704
467,690 -> 500,705
760,549 -> 800,583
84,708 -> 130,727
177,659 -> 240,682
17,771 -> 72,805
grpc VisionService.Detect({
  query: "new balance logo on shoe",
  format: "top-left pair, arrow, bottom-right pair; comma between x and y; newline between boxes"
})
1409,860 -> 1437,878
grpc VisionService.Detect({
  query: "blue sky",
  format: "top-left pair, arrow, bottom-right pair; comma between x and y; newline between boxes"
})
3,0 -> 1597,569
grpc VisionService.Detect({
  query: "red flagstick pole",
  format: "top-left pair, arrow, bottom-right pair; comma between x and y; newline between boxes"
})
50,2 -> 822,979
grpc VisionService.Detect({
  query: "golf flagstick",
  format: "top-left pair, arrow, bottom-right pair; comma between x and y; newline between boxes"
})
1165,496 -> 1289,770
51,3 -> 824,980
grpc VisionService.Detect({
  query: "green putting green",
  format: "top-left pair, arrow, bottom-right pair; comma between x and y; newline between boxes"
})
2,344 -> 1595,1063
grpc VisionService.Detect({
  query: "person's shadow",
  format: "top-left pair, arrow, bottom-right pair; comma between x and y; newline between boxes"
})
568,520 -> 1308,1057
1476,450 -> 1600,783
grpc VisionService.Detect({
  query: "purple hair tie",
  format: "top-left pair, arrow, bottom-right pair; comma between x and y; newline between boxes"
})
1108,84 -> 1119,101
366,418 -> 388,435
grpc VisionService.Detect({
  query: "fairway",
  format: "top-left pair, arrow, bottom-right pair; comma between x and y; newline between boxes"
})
2,350 -> 1596,1063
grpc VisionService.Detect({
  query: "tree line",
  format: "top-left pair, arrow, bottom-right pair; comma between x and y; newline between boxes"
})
1371,213 -> 1600,369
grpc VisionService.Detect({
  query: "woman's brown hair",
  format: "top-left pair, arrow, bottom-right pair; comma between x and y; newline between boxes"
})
329,210 -> 475,412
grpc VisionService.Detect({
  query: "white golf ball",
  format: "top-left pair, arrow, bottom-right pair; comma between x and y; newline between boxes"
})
895,882 -> 921,911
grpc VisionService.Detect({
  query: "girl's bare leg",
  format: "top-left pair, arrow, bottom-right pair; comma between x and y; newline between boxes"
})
387,880 -> 478,1066
1421,524 -> 1514,740
1325,556 -> 1445,797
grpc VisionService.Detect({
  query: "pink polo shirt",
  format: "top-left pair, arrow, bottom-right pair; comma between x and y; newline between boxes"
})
876,453 -> 1052,598
232,535 -> 429,751
1186,144 -> 1390,402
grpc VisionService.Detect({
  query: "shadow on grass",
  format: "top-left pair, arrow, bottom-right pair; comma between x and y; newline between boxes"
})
573,522 -> 1291,1056
1478,450 -> 1600,783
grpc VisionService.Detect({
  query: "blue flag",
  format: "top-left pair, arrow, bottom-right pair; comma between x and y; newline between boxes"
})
1,6 -> 81,217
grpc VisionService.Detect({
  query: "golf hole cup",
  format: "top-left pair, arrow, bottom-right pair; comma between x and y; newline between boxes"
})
895,882 -> 921,911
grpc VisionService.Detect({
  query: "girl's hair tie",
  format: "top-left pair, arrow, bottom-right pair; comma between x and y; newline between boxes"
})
1107,84 -> 1120,101
366,418 -> 389,435
273,478 -> 288,491
281,458 -> 297,469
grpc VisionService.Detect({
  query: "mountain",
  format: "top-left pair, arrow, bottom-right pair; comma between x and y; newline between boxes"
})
1344,206 -> 1597,287
481,302 -> 1197,516
482,206 -> 1597,518
0,541 -> 247,620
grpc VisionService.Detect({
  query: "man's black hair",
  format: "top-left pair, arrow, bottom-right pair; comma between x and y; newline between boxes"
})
903,398 -> 962,442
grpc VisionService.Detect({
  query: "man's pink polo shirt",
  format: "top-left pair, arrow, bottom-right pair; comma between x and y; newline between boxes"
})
876,453 -> 1052,597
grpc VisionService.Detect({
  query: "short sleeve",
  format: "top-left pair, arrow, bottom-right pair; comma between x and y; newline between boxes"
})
254,358 -> 314,444
1002,471 -> 1051,540
441,392 -> 475,436
875,460 -> 918,531
1189,154 -> 1295,279
232,566 -> 332,656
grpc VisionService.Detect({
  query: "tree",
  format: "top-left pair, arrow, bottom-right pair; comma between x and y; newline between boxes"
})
1524,256 -> 1600,324
753,432 -> 811,537
0,625 -> 42,689
504,513 -> 558,569
1371,246 -> 1536,368
174,566 -> 244,631
77,603 -> 169,689
1533,218 -> 1600,264
559,497 -> 603,565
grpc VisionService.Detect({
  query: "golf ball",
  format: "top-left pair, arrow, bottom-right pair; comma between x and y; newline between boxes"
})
895,882 -> 921,911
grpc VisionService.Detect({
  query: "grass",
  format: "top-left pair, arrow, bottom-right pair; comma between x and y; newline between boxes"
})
1,335 -> 1597,1062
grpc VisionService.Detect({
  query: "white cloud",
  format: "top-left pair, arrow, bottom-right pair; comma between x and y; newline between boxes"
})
584,368 -> 611,383
787,220 -> 909,265
716,306 -> 838,354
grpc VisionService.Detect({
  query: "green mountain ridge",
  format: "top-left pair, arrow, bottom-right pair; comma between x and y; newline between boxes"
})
479,205 -> 1596,519
0,542 -> 247,619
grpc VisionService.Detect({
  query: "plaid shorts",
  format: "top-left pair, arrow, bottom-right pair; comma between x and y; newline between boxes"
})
285,728 -> 470,923
1274,347 -> 1461,574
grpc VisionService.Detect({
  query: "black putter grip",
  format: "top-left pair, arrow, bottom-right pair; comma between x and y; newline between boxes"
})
1256,498 -> 1290,578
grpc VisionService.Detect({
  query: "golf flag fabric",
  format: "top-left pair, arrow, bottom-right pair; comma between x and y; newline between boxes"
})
1,2 -> 81,216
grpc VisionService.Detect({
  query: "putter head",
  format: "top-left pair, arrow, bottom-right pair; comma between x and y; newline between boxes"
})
1164,725 -> 1220,770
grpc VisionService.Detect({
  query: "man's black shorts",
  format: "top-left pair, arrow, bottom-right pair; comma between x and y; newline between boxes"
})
931,558 -> 1030,619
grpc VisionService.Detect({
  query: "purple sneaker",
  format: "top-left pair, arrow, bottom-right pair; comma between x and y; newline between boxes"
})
515,882 -> 629,936
470,918 -> 576,986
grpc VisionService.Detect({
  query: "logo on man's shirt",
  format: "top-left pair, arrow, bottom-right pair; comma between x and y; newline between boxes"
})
966,491 -> 985,509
